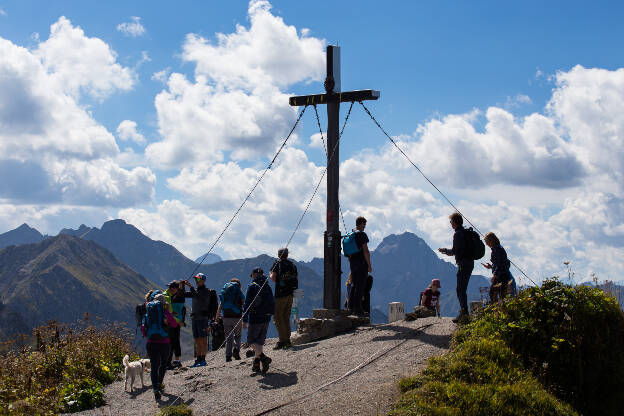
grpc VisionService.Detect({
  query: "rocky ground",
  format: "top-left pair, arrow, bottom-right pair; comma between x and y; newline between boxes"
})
78,317 -> 455,416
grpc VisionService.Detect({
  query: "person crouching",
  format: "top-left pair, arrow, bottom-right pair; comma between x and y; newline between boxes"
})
242,268 -> 275,374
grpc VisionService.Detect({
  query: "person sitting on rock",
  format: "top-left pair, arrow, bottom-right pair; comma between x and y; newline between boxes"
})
419,278 -> 441,318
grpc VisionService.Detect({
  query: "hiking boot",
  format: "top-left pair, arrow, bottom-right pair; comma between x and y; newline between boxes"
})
226,356 -> 232,362
452,312 -> 469,324
233,349 -> 241,360
260,354 -> 272,374
252,358 -> 261,373
172,360 -> 182,368
246,349 -> 255,358
154,390 -> 161,401
197,360 -> 207,367
282,341 -> 292,349
190,360 -> 200,368
273,341 -> 285,350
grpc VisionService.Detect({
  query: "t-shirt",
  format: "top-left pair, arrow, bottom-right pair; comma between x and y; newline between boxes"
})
348,231 -> 369,270
421,288 -> 440,308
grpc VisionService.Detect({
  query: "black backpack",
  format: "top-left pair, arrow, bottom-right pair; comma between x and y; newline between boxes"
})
135,303 -> 146,328
464,227 -> 485,260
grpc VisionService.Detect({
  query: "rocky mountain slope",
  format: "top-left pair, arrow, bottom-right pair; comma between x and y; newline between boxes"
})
0,235 -> 156,340
0,223 -> 45,250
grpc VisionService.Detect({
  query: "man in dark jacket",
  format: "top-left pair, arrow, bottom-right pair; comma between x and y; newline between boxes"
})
243,267 -> 275,374
438,212 -> 473,323
183,273 -> 217,367
270,247 -> 298,350
347,216 -> 372,316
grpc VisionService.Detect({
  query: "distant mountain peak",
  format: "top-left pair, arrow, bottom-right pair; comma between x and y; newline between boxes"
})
375,231 -> 429,255
0,223 -> 45,250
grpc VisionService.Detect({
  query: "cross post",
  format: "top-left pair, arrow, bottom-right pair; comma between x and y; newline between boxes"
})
289,45 -> 379,311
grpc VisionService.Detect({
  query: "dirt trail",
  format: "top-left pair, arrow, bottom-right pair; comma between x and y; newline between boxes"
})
79,317 -> 455,416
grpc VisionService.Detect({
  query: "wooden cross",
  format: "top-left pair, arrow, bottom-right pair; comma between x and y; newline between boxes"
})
289,46 -> 380,311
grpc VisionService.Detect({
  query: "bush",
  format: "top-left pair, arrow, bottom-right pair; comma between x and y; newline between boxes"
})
457,278 -> 624,415
0,319 -> 132,414
392,279 -> 624,416
59,378 -> 105,412
157,403 -> 193,416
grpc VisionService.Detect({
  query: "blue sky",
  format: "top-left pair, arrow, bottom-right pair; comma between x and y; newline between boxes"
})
1,0 -> 623,283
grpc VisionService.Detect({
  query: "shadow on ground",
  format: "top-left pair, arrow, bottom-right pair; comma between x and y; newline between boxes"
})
370,322 -> 452,348
258,370 -> 298,390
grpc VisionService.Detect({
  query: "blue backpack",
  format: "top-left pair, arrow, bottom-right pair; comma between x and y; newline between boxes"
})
342,230 -> 361,256
221,282 -> 243,315
143,300 -> 168,340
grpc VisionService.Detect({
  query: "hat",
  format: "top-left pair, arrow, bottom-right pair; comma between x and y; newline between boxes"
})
277,247 -> 289,258
251,267 -> 264,276
194,273 -> 206,281
168,280 -> 179,289
431,278 -> 441,288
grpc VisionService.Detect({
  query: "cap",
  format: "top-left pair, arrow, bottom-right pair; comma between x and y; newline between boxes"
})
168,280 -> 179,289
432,278 -> 441,288
194,273 -> 206,281
251,267 -> 264,276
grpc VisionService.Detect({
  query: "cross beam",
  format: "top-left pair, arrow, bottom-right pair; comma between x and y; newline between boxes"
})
289,45 -> 380,311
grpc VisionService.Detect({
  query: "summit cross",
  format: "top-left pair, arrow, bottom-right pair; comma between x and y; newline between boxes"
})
289,45 -> 380,310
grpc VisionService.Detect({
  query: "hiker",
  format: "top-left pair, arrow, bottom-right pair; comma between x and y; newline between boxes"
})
215,278 -> 245,361
164,281 -> 185,369
345,273 -> 373,315
344,273 -> 352,309
141,290 -> 178,401
482,232 -> 514,302
345,216 -> 372,316
270,247 -> 298,349
420,279 -> 442,317
438,212 -> 474,323
242,267 -> 275,374
184,273 -> 218,367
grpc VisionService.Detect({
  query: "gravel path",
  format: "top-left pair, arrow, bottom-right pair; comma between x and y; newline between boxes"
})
79,317 -> 455,416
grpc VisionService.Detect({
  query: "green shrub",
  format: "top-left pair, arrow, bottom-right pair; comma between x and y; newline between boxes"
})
0,320 -> 132,414
59,378 -> 105,412
157,403 -> 193,416
457,278 -> 624,415
392,279 -> 624,416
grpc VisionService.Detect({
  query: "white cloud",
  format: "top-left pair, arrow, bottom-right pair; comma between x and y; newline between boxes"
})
117,16 -> 146,37
116,120 -> 147,144
151,69 -> 170,83
145,0 -> 325,169
35,16 -> 136,100
0,8 -> 7,17
0,18 -> 154,207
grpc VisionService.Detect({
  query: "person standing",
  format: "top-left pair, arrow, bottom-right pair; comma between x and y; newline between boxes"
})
141,290 -> 178,401
482,232 -> 513,302
184,273 -> 218,367
270,248 -> 298,350
346,216 -> 372,316
438,212 -> 474,323
215,278 -> 245,362
243,267 -> 275,374
164,281 -> 185,369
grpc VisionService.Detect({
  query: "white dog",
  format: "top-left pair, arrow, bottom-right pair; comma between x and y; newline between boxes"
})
123,355 -> 147,392
140,358 -> 151,372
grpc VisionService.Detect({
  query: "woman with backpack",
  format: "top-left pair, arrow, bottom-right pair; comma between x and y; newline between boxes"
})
141,290 -> 178,401
215,278 -> 245,362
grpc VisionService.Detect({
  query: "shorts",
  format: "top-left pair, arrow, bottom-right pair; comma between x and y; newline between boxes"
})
246,322 -> 269,345
192,318 -> 210,338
